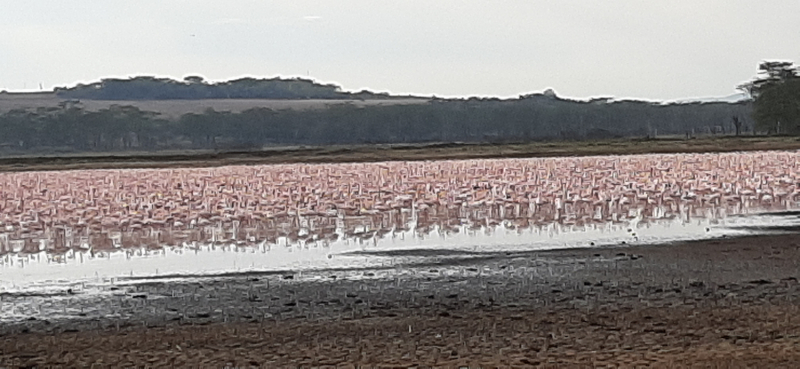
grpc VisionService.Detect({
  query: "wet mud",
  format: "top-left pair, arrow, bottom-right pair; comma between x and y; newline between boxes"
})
2,232 -> 800,366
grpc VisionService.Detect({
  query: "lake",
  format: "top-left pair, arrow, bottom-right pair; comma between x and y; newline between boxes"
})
2,150 -> 800,294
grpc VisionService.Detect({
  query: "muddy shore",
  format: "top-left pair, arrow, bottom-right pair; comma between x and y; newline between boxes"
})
3,136 -> 800,173
2,231 -> 800,367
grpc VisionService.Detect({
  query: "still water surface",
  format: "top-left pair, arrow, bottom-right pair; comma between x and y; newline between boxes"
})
2,151 -> 800,293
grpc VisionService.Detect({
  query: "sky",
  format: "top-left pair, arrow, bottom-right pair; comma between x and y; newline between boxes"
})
1,1 -> 799,101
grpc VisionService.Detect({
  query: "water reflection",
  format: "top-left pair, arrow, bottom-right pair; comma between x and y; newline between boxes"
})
0,199 -> 793,263
0,151 -> 799,272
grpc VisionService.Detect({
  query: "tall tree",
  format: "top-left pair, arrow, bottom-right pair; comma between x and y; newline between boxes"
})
738,61 -> 800,134
738,61 -> 798,99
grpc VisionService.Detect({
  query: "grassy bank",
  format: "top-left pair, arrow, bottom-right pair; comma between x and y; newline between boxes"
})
0,135 -> 799,172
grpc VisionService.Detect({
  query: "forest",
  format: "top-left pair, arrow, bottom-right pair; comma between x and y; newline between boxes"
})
0,94 -> 752,153
1,60 -> 797,155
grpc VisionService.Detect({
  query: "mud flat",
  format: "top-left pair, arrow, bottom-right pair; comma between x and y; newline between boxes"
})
3,136 -> 800,172
2,230 -> 800,367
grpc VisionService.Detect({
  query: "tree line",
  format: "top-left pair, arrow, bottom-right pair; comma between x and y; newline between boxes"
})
7,62 -> 800,155
0,95 -> 753,154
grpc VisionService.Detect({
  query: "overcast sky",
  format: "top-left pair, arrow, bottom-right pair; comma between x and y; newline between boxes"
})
1,1 -> 798,100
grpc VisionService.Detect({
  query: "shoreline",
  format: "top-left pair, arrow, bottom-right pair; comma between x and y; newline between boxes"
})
2,231 -> 800,366
3,211 -> 784,293
1,136 -> 800,172
2,141 -> 800,365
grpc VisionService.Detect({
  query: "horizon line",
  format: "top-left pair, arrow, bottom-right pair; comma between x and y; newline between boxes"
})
0,73 -> 750,104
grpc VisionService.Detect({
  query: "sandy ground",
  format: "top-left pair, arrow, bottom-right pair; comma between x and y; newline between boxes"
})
2,231 -> 800,367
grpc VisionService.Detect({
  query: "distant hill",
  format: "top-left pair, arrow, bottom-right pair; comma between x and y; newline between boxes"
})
667,92 -> 750,105
53,76 -> 402,101
0,75 -> 757,156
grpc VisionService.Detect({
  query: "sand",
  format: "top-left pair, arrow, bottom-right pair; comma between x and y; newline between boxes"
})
2,232 -> 800,367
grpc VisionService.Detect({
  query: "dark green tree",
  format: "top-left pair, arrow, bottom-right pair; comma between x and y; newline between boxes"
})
739,61 -> 800,134
738,61 -> 798,99
753,79 -> 800,134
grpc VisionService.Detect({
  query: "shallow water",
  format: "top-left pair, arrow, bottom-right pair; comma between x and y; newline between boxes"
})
2,151 -> 800,294
1,205 -> 798,298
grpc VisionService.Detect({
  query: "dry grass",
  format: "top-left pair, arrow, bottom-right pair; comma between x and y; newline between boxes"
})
1,135 -> 800,172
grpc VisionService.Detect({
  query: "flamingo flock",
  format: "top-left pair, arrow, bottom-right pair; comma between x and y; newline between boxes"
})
0,150 -> 799,261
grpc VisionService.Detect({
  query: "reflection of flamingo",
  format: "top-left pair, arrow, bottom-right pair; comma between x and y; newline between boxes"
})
0,151 -> 799,258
